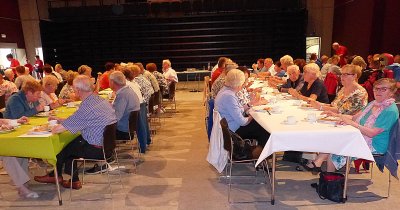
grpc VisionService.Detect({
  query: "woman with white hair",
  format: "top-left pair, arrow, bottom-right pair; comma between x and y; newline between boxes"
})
215,69 -> 269,147
289,63 -> 329,103
39,75 -> 67,109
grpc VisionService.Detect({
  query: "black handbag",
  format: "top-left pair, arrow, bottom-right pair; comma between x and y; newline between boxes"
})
230,131 -> 254,161
282,151 -> 303,163
316,172 -> 346,203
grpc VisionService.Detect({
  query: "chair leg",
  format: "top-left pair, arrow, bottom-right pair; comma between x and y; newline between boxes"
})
113,149 -> 123,188
105,161 -> 113,197
228,161 -> 233,203
70,159 -> 75,201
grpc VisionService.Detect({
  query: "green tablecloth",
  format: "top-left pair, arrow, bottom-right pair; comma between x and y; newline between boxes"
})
0,106 -> 79,166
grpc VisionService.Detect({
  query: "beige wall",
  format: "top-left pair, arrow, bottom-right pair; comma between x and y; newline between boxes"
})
306,0 -> 334,57
18,0 -> 48,63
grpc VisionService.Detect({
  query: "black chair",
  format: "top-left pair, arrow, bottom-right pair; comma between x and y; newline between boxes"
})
55,80 -> 67,96
220,118 -> 270,203
162,82 -> 177,111
116,111 -> 141,163
70,123 -> 121,201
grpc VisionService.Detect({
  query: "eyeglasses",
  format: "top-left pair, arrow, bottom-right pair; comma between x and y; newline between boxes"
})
341,73 -> 355,76
373,87 -> 390,92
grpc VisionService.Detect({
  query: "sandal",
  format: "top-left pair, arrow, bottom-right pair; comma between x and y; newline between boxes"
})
301,161 -> 321,175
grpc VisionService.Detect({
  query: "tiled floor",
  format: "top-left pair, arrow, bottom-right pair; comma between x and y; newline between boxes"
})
0,82 -> 399,209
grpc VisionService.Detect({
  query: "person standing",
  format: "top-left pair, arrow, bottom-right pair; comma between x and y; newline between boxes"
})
34,55 -> 44,79
332,42 -> 348,67
6,54 -> 20,75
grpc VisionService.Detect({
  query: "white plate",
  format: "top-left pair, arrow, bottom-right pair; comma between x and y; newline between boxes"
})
281,120 -> 298,125
28,131 -> 51,135
36,112 -> 50,117
0,128 -> 15,133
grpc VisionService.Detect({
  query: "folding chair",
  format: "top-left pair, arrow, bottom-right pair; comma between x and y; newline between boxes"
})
220,118 -> 271,203
70,123 -> 122,201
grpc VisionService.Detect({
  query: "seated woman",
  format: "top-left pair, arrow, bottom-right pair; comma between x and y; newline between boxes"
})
0,117 -> 38,198
310,64 -> 368,114
0,72 -> 18,102
4,80 -> 44,119
236,66 -> 267,108
303,78 -> 399,173
279,64 -> 304,93
39,75 -> 66,109
59,70 -> 79,101
215,69 -> 269,147
288,63 -> 329,103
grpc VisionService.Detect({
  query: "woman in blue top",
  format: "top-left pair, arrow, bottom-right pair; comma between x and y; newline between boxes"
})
303,78 -> 399,173
215,69 -> 269,146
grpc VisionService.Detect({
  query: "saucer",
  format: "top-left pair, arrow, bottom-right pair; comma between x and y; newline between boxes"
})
281,120 -> 298,125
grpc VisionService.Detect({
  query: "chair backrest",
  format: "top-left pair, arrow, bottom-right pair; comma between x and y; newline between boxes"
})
168,81 -> 176,100
128,110 -> 139,137
220,118 -> 232,156
55,80 -> 67,96
103,123 -> 117,158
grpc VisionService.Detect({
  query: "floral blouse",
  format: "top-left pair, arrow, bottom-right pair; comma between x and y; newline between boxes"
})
236,88 -> 251,106
152,71 -> 169,95
0,80 -> 18,102
59,83 -> 74,100
331,84 -> 368,115
211,76 -> 225,98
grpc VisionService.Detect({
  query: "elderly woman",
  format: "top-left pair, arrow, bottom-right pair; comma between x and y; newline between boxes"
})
4,68 -> 15,82
279,64 -> 304,93
351,56 -> 368,84
321,55 -> 340,81
303,78 -> 399,173
310,64 -> 368,114
4,80 -> 44,119
236,66 -> 267,108
215,69 -> 269,147
0,72 -> 18,101
211,59 -> 238,98
288,63 -> 329,103
39,75 -> 65,109
59,70 -> 79,101
14,66 -> 35,89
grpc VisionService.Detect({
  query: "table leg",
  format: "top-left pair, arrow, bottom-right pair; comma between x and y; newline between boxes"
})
271,152 -> 276,205
53,167 -> 63,206
343,156 -> 350,202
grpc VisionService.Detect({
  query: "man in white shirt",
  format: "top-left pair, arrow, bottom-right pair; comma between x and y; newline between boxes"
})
162,59 -> 178,83
264,58 -> 276,76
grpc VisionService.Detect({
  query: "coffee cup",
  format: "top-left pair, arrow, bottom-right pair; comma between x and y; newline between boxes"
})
9,119 -> 19,127
44,106 -> 50,112
287,116 -> 297,124
48,120 -> 58,126
307,113 -> 317,122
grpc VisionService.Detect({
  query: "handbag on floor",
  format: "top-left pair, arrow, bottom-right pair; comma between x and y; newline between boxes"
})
316,172 -> 346,203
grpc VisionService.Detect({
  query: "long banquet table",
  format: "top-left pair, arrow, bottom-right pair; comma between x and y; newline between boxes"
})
249,81 -> 374,204
0,106 -> 79,205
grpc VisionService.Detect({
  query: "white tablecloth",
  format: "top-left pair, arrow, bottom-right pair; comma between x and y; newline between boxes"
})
249,84 -> 374,166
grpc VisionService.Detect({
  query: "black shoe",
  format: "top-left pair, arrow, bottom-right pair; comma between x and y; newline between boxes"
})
85,164 -> 108,175
301,161 -> 321,175
311,183 -> 318,189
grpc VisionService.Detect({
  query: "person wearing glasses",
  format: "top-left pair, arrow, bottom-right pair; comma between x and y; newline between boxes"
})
302,78 -> 398,173
309,64 -> 368,115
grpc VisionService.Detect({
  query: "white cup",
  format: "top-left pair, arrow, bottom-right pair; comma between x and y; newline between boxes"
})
48,120 -> 58,126
44,106 -> 50,112
307,113 -> 317,122
287,116 -> 297,124
9,119 -> 19,127
272,106 -> 281,113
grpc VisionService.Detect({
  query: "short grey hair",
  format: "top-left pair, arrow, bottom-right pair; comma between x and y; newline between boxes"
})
162,59 -> 171,67
4,69 -> 13,76
287,65 -> 300,74
109,71 -> 126,86
280,55 -> 294,66
42,75 -> 59,86
304,63 -> 321,78
224,69 -> 245,88
73,75 -> 93,92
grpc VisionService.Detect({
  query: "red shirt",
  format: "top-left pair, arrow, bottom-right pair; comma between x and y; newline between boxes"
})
24,63 -> 34,73
99,71 -> 111,90
10,59 -> 20,75
335,45 -> 348,67
211,67 -> 224,85
35,59 -> 44,69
